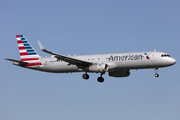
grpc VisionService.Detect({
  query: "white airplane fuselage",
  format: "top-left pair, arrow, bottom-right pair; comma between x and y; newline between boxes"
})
26,51 -> 175,73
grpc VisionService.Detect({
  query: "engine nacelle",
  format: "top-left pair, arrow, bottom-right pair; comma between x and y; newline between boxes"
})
88,63 -> 108,73
109,70 -> 130,77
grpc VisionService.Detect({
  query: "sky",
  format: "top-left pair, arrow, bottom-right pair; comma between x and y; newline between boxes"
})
0,0 -> 180,120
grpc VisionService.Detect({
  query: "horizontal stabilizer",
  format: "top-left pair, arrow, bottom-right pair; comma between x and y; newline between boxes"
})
5,58 -> 28,66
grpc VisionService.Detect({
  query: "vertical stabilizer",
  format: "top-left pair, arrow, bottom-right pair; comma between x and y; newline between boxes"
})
16,35 -> 42,66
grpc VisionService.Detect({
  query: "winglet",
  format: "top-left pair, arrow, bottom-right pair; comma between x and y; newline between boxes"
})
37,40 -> 45,50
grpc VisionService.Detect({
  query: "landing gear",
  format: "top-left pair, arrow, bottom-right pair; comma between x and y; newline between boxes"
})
82,71 -> 105,83
97,73 -> 105,83
154,68 -> 159,77
82,68 -> 89,80
155,74 -> 159,77
82,74 -> 89,80
97,77 -> 104,83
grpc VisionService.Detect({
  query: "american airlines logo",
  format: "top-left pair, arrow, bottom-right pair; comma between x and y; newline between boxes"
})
108,54 -> 144,61
144,52 -> 150,59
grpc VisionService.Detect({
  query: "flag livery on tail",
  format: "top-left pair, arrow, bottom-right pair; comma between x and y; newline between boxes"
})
16,35 -> 42,66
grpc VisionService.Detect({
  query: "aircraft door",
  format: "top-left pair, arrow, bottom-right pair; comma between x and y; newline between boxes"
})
151,52 -> 156,61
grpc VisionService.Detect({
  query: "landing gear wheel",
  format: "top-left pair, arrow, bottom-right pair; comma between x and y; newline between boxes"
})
97,77 -> 104,83
154,68 -> 159,78
82,74 -> 89,80
155,74 -> 159,77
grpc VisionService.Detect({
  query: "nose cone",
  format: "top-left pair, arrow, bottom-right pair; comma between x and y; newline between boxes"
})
169,57 -> 176,65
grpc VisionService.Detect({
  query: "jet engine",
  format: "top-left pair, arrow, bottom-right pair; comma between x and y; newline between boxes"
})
88,63 -> 108,73
109,70 -> 130,77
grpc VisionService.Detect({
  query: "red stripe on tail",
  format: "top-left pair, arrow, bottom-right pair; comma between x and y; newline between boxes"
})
21,58 -> 39,61
19,46 -> 26,50
17,40 -> 23,44
20,52 -> 28,56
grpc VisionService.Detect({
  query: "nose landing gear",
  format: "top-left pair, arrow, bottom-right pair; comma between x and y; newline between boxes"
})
154,68 -> 159,77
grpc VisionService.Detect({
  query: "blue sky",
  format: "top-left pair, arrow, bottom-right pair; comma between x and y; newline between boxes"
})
1,0 -> 180,120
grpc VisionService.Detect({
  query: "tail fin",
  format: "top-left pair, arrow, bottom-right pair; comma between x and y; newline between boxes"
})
16,35 -> 42,66
16,35 -> 40,58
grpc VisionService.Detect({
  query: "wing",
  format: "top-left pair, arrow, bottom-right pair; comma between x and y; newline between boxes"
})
37,40 -> 92,69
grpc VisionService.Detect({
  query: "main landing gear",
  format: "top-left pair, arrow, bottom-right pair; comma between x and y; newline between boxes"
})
154,68 -> 159,77
97,73 -> 104,83
82,73 -> 105,83
82,73 -> 89,80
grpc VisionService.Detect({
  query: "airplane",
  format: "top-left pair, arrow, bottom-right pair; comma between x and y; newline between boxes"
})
5,35 -> 176,83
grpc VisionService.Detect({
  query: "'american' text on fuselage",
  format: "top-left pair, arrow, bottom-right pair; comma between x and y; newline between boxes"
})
109,54 -> 144,61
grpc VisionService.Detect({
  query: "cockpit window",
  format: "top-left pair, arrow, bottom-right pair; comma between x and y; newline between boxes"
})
161,54 -> 170,57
